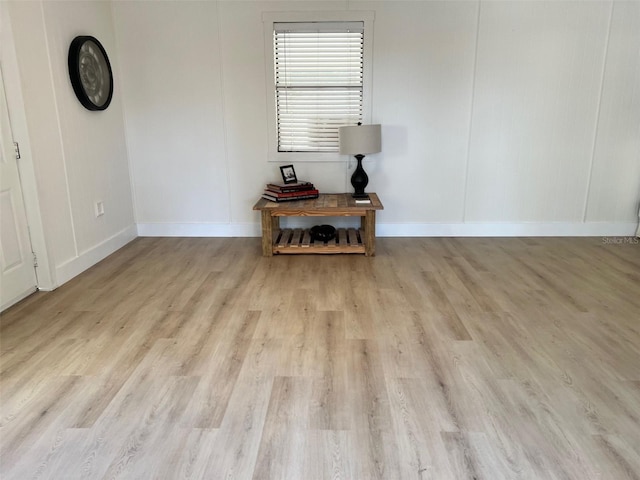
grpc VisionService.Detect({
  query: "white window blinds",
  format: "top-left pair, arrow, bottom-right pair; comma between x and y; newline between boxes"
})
274,22 -> 364,153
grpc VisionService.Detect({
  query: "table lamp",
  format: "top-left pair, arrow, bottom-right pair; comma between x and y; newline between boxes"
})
339,123 -> 381,199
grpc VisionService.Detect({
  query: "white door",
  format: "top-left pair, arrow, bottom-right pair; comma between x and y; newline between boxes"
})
0,65 -> 37,311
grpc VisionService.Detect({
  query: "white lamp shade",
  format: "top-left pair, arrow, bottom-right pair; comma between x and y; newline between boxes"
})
339,124 -> 381,155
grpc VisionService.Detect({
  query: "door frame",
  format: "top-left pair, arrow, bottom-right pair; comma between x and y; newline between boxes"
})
1,4 -> 55,291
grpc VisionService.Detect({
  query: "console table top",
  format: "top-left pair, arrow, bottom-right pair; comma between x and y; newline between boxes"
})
253,193 -> 384,213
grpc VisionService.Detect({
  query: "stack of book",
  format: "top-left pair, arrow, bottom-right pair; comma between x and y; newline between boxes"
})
262,181 -> 319,202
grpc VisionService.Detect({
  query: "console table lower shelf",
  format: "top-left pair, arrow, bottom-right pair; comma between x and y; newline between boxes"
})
274,227 -> 365,254
253,193 -> 384,257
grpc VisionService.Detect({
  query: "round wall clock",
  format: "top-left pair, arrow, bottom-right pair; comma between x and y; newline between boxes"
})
68,36 -> 113,111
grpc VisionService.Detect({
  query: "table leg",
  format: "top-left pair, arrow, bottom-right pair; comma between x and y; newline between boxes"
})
261,210 -> 273,256
363,211 -> 376,256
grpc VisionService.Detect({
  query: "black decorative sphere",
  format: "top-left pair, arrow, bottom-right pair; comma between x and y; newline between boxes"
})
310,225 -> 336,242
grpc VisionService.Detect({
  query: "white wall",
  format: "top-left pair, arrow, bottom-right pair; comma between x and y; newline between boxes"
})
6,0 -> 639,282
371,0 -> 478,224
466,1 -> 609,222
1,0 -> 635,292
586,1 -> 640,224
6,1 -> 136,286
113,1 -> 230,229
112,0 -> 640,237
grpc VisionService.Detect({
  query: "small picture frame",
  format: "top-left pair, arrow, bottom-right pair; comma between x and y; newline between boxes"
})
280,164 -> 297,184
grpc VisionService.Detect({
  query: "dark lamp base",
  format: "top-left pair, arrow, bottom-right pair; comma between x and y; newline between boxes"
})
352,193 -> 370,199
350,154 -> 369,198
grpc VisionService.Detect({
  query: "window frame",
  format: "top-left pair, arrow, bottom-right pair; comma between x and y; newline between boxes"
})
263,11 -> 375,163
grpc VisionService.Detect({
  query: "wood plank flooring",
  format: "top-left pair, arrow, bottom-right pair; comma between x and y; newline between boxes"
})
1,237 -> 639,479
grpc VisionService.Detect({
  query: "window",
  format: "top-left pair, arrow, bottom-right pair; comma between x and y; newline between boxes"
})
264,12 -> 374,161
274,22 -> 363,153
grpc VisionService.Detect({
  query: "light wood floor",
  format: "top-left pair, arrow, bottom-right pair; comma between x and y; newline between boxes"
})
1,237 -> 639,479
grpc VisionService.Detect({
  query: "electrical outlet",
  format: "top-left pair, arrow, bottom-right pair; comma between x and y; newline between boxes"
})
95,201 -> 105,217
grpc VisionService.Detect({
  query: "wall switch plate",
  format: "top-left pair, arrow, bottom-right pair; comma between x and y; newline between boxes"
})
95,201 -> 105,217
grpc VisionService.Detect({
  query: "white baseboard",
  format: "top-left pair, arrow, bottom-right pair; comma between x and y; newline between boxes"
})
43,221 -> 636,292
377,222 -> 639,237
55,224 -> 138,286
137,222 -> 260,237
135,221 -> 638,238
1,286 -> 38,312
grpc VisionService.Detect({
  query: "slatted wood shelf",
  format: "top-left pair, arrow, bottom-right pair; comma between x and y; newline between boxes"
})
273,228 -> 365,254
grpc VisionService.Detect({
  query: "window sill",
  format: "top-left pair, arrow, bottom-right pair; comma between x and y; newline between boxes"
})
268,152 -> 348,163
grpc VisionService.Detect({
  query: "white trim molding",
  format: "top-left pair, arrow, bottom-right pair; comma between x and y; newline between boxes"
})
1,287 -> 38,312
136,221 -> 637,239
54,225 -> 138,286
262,10 -> 375,163
376,222 -> 639,238
1,3 -> 55,290
137,222 -> 260,238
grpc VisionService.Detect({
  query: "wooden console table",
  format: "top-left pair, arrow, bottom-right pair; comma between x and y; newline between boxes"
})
253,193 -> 384,256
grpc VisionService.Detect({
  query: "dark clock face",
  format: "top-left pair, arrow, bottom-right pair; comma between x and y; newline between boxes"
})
68,36 -> 113,111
